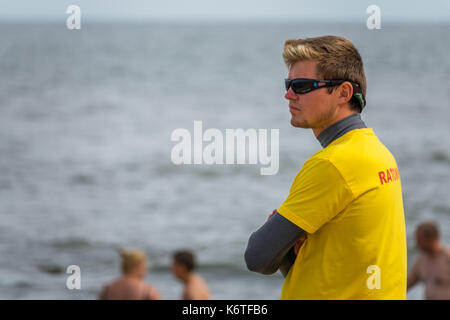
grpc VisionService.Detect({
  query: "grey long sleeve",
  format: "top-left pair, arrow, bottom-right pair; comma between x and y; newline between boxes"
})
244,212 -> 305,276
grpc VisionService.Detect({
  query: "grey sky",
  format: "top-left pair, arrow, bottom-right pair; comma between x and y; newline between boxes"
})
0,0 -> 449,22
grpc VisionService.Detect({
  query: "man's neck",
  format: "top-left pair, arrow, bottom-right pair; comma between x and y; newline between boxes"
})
427,242 -> 444,257
315,113 -> 367,148
123,273 -> 143,281
181,272 -> 195,284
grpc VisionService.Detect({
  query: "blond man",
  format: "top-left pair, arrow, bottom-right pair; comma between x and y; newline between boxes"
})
245,36 -> 407,299
99,249 -> 161,300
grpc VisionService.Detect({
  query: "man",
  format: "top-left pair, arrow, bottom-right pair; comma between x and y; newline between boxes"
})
99,249 -> 161,300
244,36 -> 407,299
407,222 -> 450,299
172,250 -> 211,300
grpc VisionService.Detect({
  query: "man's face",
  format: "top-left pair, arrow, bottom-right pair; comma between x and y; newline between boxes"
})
416,231 -> 435,253
171,260 -> 186,280
285,60 -> 338,130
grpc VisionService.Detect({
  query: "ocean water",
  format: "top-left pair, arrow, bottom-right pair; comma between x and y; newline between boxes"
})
0,22 -> 449,300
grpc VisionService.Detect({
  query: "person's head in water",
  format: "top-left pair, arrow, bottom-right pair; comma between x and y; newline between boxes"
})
415,222 -> 441,254
172,250 -> 196,281
119,249 -> 148,279
282,36 -> 367,137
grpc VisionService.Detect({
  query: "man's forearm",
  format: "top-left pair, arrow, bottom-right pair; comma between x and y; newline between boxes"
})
244,212 -> 305,275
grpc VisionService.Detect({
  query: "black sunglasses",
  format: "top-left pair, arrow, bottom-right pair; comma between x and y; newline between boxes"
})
285,78 -> 366,110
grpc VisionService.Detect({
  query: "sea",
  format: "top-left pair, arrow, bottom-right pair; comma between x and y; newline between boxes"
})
0,21 -> 449,299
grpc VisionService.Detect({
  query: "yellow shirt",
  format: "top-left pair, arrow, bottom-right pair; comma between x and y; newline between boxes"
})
277,128 -> 407,300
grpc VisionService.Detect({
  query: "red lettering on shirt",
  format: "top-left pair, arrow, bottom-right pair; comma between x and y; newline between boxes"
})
378,167 -> 400,185
378,171 -> 387,185
386,169 -> 392,182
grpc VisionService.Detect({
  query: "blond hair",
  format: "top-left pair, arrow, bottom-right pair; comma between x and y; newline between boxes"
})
282,36 -> 366,112
119,249 -> 147,274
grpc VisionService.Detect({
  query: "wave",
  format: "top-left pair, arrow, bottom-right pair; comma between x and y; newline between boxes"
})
150,261 -> 247,274
68,173 -> 96,186
37,263 -> 64,275
14,281 -> 33,288
430,150 -> 450,164
49,237 -> 92,249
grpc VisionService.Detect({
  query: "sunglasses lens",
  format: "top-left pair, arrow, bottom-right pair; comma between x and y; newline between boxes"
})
284,79 -> 291,91
291,80 -> 315,94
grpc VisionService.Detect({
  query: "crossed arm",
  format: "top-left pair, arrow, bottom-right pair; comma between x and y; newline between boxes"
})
244,212 -> 306,277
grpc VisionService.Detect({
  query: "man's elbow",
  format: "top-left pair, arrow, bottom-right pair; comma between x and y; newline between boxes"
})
245,253 -> 275,275
244,239 -> 277,275
244,248 -> 260,273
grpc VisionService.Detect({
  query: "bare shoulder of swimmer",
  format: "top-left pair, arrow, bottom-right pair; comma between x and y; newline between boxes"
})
146,284 -> 161,300
184,274 -> 210,300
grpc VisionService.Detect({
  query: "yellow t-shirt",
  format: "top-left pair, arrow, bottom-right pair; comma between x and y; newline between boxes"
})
277,128 -> 407,300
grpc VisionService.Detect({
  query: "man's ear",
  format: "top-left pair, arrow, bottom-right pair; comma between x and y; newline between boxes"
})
338,81 -> 354,105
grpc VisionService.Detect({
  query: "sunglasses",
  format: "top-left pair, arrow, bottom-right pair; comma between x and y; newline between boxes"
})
284,78 -> 366,110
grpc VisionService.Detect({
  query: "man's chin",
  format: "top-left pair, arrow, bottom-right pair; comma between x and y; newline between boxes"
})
290,118 -> 309,128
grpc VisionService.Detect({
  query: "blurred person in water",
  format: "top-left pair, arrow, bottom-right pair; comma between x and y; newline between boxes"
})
407,222 -> 450,299
99,249 -> 161,300
172,250 -> 211,300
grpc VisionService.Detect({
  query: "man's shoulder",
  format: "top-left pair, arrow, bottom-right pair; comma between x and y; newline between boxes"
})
191,273 -> 208,286
185,274 -> 210,299
296,155 -> 349,188
303,128 -> 399,195
442,248 -> 450,259
315,128 -> 396,169
301,154 -> 337,172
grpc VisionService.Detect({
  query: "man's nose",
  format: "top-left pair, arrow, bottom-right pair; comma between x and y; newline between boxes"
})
284,87 -> 297,100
